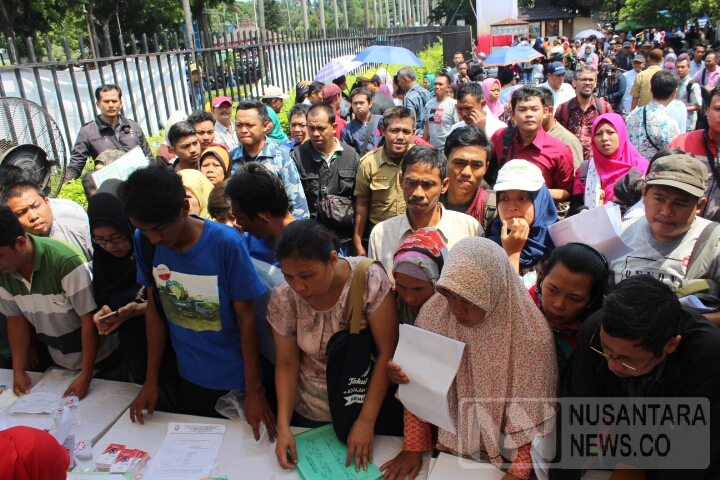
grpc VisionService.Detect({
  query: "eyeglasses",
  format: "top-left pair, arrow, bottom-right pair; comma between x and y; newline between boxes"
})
589,324 -> 656,373
577,78 -> 596,83
93,235 -> 127,247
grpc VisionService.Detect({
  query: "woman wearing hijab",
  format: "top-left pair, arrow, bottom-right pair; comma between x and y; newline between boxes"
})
88,179 -> 148,384
199,145 -> 231,185
0,426 -> 70,480
392,228 -> 447,325
381,237 -> 558,480
662,52 -> 677,70
422,74 -> 435,96
178,169 -> 215,219
488,160 -> 557,288
482,78 -> 504,118
570,113 -> 649,214
582,45 -> 599,70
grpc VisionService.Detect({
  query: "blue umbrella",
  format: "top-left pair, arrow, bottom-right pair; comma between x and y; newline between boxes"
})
315,55 -> 363,82
353,45 -> 424,66
482,46 -> 544,67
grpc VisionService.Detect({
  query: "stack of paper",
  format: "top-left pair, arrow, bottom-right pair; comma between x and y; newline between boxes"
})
92,146 -> 151,188
294,424 -> 383,480
548,203 -> 634,261
7,368 -> 79,414
96,443 -> 125,471
394,324 -> 465,434
143,423 -> 226,480
110,448 -> 150,474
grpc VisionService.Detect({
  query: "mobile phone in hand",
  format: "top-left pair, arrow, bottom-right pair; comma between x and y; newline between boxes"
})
98,311 -> 118,323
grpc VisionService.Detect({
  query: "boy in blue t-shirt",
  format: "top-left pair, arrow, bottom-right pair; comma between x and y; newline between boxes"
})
119,164 -> 276,441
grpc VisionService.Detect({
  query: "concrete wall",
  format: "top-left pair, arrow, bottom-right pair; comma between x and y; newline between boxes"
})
569,17 -> 601,38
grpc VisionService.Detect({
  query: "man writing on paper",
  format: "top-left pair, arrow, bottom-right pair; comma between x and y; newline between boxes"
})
610,154 -> 720,326
0,206 -> 118,398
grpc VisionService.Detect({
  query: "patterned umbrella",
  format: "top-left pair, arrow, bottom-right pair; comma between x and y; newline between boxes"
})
575,29 -> 607,39
315,55 -> 363,82
353,45 -> 424,66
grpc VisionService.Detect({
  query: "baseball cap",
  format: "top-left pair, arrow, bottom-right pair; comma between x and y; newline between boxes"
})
212,96 -> 232,108
629,37 -> 637,42
547,61 -> 566,75
622,41 -> 631,47
262,85 -> 289,99
494,160 -> 546,192
321,83 -> 342,102
358,74 -> 382,85
646,154 -> 708,198
189,63 -> 199,72
632,55 -> 646,63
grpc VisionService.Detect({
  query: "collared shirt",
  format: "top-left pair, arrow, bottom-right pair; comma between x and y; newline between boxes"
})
214,121 -> 239,151
229,138 -> 309,219
626,100 -> 682,160
403,83 -> 431,134
677,75 -> 703,131
556,97 -> 612,160
367,204 -> 481,282
48,216 -> 94,263
449,109 -> 507,140
693,67 -> 720,89
539,81 -> 576,109
629,65 -> 661,108
354,145 -> 411,225
489,126 -> 575,193
0,236 -> 116,370
278,138 -> 300,154
312,139 -> 344,165
621,69 -> 640,113
340,115 -> 382,155
690,59 -> 706,77
547,122 -> 584,169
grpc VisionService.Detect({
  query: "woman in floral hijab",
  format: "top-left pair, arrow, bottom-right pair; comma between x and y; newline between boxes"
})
381,237 -> 558,480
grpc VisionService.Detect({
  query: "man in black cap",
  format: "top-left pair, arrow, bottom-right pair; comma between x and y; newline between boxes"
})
615,41 -> 634,71
359,74 -> 395,114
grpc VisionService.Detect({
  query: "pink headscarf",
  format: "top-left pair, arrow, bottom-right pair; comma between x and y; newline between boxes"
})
482,78 -> 504,118
590,113 -> 649,200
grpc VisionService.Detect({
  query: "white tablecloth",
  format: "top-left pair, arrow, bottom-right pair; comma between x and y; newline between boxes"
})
81,408 -> 431,479
0,368 -> 140,444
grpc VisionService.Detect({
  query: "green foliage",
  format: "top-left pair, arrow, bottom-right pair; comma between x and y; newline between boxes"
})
265,0 -> 287,31
618,0 -> 719,27
58,178 -> 89,209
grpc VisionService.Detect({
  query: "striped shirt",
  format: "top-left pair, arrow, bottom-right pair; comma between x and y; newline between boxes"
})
0,235 -> 116,370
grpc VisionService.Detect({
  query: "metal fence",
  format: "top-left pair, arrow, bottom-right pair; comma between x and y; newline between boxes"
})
0,26 -> 447,154
441,25 -> 473,68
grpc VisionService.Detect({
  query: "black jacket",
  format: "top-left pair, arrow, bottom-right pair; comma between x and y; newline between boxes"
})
290,139 -> 358,236
550,308 -> 720,480
67,114 -> 153,180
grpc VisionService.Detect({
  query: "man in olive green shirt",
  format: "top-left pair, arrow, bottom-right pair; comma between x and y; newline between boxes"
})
353,107 -> 415,256
630,48 -> 663,110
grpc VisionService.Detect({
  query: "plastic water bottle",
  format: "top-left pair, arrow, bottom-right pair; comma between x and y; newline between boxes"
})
74,440 -> 95,472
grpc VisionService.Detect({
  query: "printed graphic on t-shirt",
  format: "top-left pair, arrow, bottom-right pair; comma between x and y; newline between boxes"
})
617,254 -> 686,289
153,265 -> 221,331
429,107 -> 443,125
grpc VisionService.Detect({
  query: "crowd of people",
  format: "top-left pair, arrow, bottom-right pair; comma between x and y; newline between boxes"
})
3,26 -> 720,478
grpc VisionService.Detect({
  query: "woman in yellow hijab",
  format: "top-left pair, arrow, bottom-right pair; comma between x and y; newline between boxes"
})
178,169 -> 215,219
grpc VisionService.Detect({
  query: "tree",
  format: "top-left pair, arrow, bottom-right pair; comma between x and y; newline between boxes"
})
0,0 -> 68,57
428,0 -> 475,28
265,0 -> 286,30
619,0 -> 719,28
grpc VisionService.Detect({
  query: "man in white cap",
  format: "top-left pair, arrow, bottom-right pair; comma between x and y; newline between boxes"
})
212,96 -> 238,150
261,85 -> 289,143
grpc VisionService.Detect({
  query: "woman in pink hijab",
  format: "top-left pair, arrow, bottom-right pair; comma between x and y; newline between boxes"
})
570,113 -> 649,214
482,78 -> 504,118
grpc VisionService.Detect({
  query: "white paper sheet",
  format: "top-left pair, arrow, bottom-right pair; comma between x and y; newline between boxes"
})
548,203 -> 634,261
7,368 -> 79,414
143,422 -> 226,480
428,452 -> 505,480
92,146 -> 151,188
394,324 -> 465,434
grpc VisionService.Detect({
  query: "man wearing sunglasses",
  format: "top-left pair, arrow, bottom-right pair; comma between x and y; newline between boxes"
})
552,275 -> 720,479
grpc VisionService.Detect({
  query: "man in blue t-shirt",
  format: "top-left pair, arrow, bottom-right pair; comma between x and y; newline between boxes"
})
119,165 -> 275,440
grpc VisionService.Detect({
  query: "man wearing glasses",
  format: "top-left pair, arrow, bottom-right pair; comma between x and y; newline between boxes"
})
552,274 -> 720,479
554,65 -> 614,160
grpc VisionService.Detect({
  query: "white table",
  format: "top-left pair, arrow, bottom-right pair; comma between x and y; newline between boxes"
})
0,368 -> 141,444
82,408 -> 431,479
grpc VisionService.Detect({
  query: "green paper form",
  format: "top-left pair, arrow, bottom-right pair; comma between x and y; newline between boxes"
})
294,424 -> 383,480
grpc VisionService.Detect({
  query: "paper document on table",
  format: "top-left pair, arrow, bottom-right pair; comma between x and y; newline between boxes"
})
394,324 -> 465,434
427,452 -> 505,479
7,368 -> 79,414
66,474 -> 131,479
548,203 -> 633,261
294,424 -> 382,480
143,422 -> 225,480
92,146 -> 150,188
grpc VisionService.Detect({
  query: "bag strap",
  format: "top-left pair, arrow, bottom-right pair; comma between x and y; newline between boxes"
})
686,222 -> 720,280
500,126 -> 517,167
361,114 -> 376,154
347,258 -> 376,334
579,159 -> 590,181
482,190 -> 497,235
703,68 -> 708,86
595,96 -> 603,115
95,117 -> 125,151
643,107 -> 661,151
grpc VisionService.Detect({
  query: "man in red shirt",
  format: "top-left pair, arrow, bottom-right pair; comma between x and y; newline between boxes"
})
488,86 -> 575,201
668,86 -> 720,222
